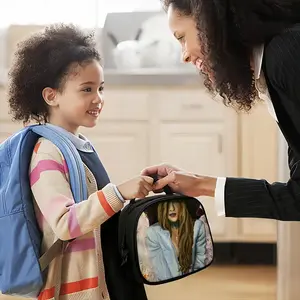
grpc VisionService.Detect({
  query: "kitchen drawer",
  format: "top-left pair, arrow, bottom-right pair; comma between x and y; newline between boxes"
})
156,89 -> 224,121
101,89 -> 149,121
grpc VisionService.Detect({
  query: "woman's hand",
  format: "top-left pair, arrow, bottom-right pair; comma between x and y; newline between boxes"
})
141,163 -> 217,198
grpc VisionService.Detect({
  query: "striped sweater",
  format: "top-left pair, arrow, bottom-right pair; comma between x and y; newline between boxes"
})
29,137 -> 124,300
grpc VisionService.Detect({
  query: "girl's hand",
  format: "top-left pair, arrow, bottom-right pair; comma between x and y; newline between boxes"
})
117,176 -> 154,200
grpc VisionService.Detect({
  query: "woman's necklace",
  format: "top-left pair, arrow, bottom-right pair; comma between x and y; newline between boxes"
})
174,233 -> 179,242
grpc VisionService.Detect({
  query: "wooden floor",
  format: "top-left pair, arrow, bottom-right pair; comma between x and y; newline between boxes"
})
0,265 -> 276,300
145,265 -> 277,300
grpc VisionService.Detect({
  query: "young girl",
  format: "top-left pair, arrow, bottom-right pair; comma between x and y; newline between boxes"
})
7,24 -> 153,300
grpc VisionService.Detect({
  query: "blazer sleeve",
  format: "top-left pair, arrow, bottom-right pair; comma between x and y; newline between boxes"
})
30,138 -> 123,240
224,27 -> 300,221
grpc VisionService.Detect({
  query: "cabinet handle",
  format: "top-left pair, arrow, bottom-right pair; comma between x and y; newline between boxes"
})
182,103 -> 203,110
218,135 -> 223,153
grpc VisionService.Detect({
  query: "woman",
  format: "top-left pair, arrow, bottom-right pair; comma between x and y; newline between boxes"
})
142,0 -> 300,221
145,200 -> 206,281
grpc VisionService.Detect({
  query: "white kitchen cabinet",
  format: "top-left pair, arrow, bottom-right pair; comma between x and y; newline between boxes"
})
0,87 -> 9,122
0,122 -> 23,143
236,102 -> 278,242
80,122 -> 149,184
0,24 -> 279,243
154,88 -> 238,241
0,87 -> 23,142
87,86 -> 239,241
0,82 -> 277,243
79,88 -> 151,183
158,122 -> 230,239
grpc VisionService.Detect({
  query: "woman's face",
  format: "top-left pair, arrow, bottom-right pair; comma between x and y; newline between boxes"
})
167,4 -> 203,72
168,201 -> 181,223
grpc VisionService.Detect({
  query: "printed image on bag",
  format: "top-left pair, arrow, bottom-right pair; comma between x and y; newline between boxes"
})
118,188 -> 214,286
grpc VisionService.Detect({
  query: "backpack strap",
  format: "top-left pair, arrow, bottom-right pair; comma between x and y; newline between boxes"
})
39,239 -> 66,271
31,124 -> 88,202
38,239 -> 68,299
31,125 -> 87,298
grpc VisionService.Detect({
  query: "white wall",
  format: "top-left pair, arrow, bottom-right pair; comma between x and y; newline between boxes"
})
0,0 -> 162,28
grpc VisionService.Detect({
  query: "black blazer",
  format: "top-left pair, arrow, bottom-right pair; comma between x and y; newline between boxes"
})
225,23 -> 300,221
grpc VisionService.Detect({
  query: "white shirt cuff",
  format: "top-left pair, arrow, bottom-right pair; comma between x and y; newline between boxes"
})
214,177 -> 226,216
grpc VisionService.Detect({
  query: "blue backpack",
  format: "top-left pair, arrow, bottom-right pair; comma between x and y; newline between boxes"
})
0,124 -> 88,298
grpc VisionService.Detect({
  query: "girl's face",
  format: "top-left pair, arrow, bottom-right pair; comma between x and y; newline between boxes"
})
168,201 -> 181,223
42,59 -> 104,134
167,4 -> 203,71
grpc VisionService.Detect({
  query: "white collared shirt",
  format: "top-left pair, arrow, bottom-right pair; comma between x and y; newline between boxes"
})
215,45 -> 278,216
45,123 -> 94,153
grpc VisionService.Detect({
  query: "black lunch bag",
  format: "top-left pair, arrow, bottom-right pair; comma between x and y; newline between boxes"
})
118,185 -> 214,286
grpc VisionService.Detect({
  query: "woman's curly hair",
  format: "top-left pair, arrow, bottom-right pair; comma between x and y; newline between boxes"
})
162,0 -> 300,111
8,23 -> 101,124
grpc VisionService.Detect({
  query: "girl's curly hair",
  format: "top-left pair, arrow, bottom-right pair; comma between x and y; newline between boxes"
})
162,0 -> 300,111
8,23 -> 101,124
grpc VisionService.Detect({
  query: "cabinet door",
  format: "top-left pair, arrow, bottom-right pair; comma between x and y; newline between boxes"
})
158,122 -> 234,241
80,122 -> 149,184
0,122 -> 23,143
237,103 -> 278,242
0,87 -> 10,122
6,25 -> 45,67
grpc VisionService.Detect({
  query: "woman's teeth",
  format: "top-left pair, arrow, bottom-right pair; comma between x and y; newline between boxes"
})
87,110 -> 99,117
